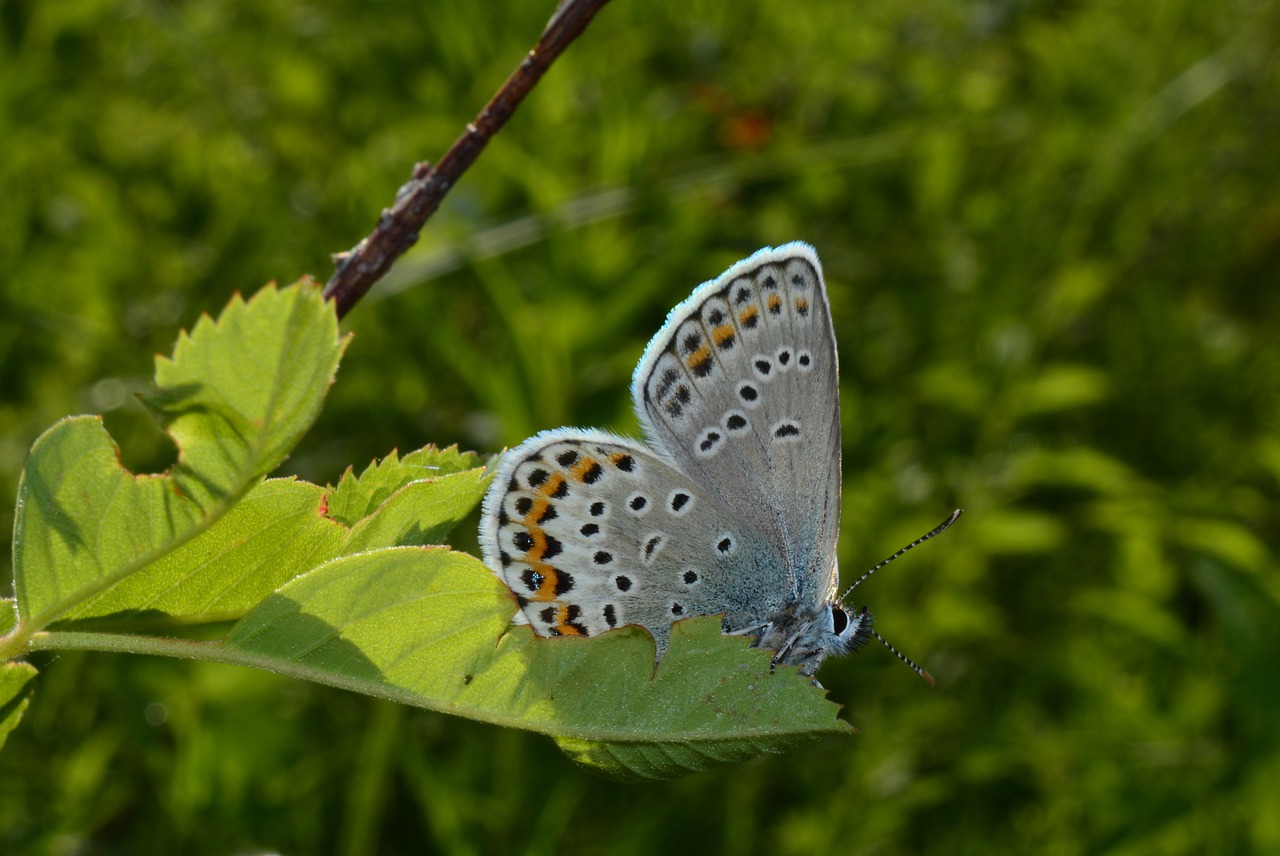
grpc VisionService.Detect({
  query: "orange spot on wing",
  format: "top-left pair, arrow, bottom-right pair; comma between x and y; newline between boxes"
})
738,305 -> 759,325
712,323 -> 735,346
524,498 -> 552,525
686,344 -> 712,370
570,457 -> 600,482
555,606 -> 586,636
539,473 -> 566,497
795,297 -> 809,313
525,528 -> 551,561
767,294 -> 782,312
525,561 -> 560,601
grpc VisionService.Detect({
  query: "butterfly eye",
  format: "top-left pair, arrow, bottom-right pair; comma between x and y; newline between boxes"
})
830,605 -> 850,635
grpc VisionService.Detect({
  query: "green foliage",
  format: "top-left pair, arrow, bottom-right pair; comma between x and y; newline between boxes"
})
10,285 -> 345,624
1,278 -> 844,779
3,0 -> 1280,852
229,552 -> 846,782
545,618 -> 850,782
330,448 -> 491,551
0,662 -> 35,748
147,283 -> 346,506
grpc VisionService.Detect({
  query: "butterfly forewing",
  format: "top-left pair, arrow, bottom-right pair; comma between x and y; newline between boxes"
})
631,244 -> 841,604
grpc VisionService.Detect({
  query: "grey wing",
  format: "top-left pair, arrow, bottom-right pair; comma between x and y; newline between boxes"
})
478,429 -> 787,657
630,243 -> 842,605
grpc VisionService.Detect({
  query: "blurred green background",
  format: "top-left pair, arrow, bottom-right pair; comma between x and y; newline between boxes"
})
3,0 -> 1279,852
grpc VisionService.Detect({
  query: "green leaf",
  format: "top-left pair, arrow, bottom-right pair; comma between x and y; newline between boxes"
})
225,548 -> 518,686
326,447 -> 481,525
144,282 -> 347,508
225,548 -> 851,781
548,618 -> 853,782
1010,446 -> 1138,496
1172,517 -> 1271,573
974,508 -> 1067,554
0,599 -> 17,637
1010,364 -> 1111,416
55,451 -> 489,625
341,470 -> 491,552
328,447 -> 491,551
0,661 -> 38,751
10,282 -> 345,630
67,479 -> 345,622
12,417 -> 206,626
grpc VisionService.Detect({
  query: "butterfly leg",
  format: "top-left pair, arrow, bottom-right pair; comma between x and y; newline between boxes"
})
770,620 -> 816,668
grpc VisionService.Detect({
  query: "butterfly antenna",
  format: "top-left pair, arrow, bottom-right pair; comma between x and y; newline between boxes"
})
837,508 -> 963,603
871,628 -> 935,687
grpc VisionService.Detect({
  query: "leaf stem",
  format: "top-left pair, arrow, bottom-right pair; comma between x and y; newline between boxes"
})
322,0 -> 615,318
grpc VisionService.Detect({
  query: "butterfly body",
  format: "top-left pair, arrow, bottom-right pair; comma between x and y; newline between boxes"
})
480,243 -> 871,676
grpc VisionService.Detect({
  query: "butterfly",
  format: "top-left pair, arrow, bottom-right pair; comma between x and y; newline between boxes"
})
479,243 -> 953,679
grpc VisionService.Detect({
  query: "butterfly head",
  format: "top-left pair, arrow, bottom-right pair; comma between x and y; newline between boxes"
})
765,602 -> 875,676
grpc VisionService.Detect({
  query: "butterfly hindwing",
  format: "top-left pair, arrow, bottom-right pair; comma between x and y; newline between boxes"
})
479,429 -> 789,655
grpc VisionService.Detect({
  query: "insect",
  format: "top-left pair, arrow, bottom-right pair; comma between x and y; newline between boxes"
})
479,243 -> 956,679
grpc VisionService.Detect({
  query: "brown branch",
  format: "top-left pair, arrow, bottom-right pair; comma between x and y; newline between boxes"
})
322,0 -> 615,318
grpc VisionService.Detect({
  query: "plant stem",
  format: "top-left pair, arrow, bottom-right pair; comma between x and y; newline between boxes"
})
322,0 -> 615,318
